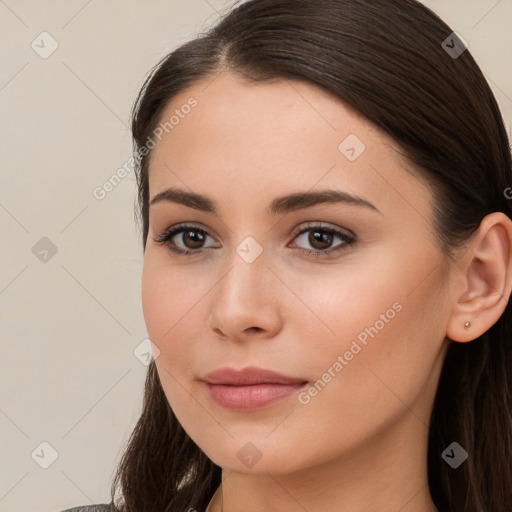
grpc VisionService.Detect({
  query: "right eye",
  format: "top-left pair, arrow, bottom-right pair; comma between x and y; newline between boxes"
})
153,223 -> 220,256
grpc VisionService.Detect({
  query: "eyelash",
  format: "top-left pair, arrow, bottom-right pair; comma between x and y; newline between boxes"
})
152,222 -> 357,258
153,224 -> 356,257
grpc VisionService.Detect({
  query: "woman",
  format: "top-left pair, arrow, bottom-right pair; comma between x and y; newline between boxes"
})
62,0 -> 512,511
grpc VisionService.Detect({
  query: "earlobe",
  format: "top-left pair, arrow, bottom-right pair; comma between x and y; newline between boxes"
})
446,212 -> 512,343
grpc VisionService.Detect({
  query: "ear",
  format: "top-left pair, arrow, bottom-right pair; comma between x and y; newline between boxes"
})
446,212 -> 512,342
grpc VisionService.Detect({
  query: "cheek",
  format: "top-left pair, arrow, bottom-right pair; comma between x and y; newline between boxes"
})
297,260 -> 446,430
141,256 -> 206,419
141,258 -> 172,344
141,252 -> 202,338
141,254 -> 222,380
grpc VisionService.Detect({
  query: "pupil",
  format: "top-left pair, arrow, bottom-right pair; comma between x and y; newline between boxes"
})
309,230 -> 332,249
184,230 -> 204,248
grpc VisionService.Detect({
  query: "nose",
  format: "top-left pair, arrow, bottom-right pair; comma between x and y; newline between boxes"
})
207,244 -> 283,342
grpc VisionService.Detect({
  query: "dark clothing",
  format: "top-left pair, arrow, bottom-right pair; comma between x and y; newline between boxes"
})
60,504 -> 116,512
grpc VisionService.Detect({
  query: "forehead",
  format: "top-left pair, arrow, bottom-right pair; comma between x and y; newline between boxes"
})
147,71 -> 434,225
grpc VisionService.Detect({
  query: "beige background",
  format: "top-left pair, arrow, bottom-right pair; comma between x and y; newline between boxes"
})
1,1 -> 511,511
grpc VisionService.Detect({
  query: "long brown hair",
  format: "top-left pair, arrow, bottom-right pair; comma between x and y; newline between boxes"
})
110,1 -> 512,510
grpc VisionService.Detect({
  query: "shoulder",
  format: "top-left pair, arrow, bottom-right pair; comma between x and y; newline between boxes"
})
59,504 -> 117,512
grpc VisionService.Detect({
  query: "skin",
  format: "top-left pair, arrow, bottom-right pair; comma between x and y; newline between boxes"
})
141,71 -> 512,512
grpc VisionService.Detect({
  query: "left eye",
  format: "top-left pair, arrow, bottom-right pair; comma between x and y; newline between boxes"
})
291,225 -> 356,254
153,222 -> 356,257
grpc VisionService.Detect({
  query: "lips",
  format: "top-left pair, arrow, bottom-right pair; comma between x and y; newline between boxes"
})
201,366 -> 308,411
201,365 -> 307,386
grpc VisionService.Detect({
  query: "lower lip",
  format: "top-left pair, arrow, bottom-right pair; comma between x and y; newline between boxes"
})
204,382 -> 308,411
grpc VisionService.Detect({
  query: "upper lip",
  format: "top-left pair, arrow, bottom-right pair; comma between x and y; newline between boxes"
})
201,366 -> 307,386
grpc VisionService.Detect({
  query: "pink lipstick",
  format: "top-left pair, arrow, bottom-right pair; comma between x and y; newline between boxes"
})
201,366 -> 308,411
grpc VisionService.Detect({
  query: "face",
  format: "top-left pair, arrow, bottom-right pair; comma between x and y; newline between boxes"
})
141,71 -> 452,475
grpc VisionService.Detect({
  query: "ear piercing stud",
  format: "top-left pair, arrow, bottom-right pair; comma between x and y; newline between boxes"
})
464,321 -> 471,329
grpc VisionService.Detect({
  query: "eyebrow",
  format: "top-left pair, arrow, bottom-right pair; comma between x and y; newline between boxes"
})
149,187 -> 381,216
